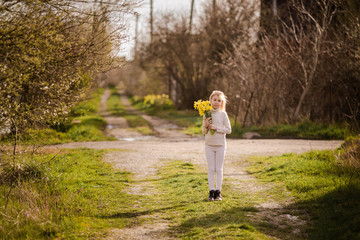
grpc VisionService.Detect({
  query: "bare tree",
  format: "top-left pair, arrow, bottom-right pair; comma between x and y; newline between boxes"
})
277,0 -> 337,119
218,0 -> 341,125
138,0 -> 359,129
139,0 -> 260,108
219,31 -> 287,126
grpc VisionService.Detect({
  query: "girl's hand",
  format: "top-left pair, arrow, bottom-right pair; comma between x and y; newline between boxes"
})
208,124 -> 217,130
205,117 -> 212,128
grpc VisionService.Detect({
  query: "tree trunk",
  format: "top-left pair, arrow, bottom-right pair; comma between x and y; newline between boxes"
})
295,42 -> 320,118
10,118 -> 17,163
294,84 -> 309,119
234,98 -> 241,127
242,92 -> 254,127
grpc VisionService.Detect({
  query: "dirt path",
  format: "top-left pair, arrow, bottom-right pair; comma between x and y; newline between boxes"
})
119,93 -> 195,141
100,89 -> 145,140
54,91 -> 343,239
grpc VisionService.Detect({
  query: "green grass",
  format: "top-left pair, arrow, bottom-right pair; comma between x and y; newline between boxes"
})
70,88 -> 104,117
246,150 -> 360,240
20,116 -> 110,146
60,88 -> 110,142
0,148 -> 139,239
26,115 -> 110,144
107,89 -> 126,117
107,89 -> 154,135
230,120 -> 345,140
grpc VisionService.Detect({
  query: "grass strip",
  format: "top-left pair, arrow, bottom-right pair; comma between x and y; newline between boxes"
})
130,96 -> 202,136
0,148 -> 140,239
246,150 -> 360,240
153,160 -> 294,239
107,88 -> 154,135
230,120 -> 345,140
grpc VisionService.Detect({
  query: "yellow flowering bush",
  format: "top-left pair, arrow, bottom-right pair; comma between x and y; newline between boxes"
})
194,100 -> 214,135
143,94 -> 173,109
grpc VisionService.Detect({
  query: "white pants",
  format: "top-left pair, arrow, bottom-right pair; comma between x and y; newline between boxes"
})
205,145 -> 226,191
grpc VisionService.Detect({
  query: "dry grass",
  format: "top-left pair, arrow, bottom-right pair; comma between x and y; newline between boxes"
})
337,135 -> 360,170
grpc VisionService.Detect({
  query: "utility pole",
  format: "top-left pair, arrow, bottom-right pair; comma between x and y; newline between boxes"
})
150,0 -> 153,42
189,0 -> 195,33
212,0 -> 216,17
134,13 -> 139,61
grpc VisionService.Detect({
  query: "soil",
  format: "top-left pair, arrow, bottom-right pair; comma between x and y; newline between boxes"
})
53,89 -> 343,239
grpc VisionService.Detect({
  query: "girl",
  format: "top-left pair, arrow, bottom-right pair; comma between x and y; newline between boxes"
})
203,90 -> 231,201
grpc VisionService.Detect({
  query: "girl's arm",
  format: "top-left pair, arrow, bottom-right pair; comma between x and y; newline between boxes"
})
202,116 -> 209,135
215,112 -> 232,134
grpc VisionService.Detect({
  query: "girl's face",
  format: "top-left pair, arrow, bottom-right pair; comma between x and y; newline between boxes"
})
210,94 -> 222,109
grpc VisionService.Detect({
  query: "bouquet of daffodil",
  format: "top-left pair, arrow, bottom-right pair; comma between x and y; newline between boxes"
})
193,100 -> 215,135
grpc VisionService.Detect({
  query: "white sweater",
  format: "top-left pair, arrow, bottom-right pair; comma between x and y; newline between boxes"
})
202,108 -> 231,146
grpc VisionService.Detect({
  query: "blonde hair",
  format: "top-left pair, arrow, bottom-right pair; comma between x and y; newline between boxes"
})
209,90 -> 227,111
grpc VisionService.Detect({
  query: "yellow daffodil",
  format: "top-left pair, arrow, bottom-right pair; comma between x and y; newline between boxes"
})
193,99 -> 214,135
193,100 -> 212,117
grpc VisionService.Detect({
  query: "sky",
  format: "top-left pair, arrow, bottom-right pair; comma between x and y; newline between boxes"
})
119,0 -> 207,60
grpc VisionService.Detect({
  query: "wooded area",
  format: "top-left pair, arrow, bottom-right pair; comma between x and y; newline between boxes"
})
128,0 -> 359,130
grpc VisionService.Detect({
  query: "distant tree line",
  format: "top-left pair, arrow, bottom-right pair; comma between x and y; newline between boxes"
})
0,0 -> 137,144
135,0 -> 359,129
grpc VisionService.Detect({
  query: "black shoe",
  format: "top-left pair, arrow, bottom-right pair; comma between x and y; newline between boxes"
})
208,190 -> 215,201
214,190 -> 222,201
